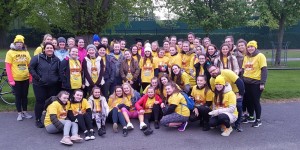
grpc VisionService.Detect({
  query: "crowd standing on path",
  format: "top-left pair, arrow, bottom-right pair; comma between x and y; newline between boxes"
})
4,33 -> 267,145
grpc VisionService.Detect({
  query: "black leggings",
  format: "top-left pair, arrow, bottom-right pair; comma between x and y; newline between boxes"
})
108,108 -> 126,127
74,113 -> 93,131
189,105 -> 210,123
209,113 -> 231,128
13,80 -> 29,112
141,82 -> 150,91
144,104 -> 163,127
33,84 -> 60,121
244,83 -> 262,119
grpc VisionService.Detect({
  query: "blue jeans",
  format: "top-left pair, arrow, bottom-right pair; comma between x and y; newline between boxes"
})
235,98 -> 243,127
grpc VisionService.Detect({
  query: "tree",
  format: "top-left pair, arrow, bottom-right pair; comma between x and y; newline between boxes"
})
0,0 -> 18,48
163,0 -> 251,34
251,0 -> 300,66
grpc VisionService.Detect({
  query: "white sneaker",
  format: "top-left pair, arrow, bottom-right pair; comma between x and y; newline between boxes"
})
22,112 -> 33,119
139,122 -> 147,130
127,122 -> 134,130
17,113 -> 23,121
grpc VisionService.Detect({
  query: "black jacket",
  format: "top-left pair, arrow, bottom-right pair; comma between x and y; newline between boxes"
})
29,53 -> 61,86
103,55 -> 115,83
60,58 -> 84,90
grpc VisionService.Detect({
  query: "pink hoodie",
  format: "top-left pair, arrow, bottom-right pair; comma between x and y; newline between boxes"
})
78,47 -> 87,63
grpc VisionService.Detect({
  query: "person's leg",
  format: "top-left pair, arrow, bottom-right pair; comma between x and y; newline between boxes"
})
20,80 -> 29,111
217,114 -> 231,128
121,108 -> 131,124
117,112 -> 127,127
144,113 -> 152,127
152,104 -> 161,129
33,85 -> 47,126
83,113 -> 93,130
45,124 -> 60,134
235,97 -> 243,131
141,82 -> 149,91
13,81 -> 23,113
189,106 -> 201,122
209,116 -> 219,127
102,81 -> 111,100
61,120 -> 72,137
251,84 -> 262,127
198,105 -> 210,131
245,83 -> 255,121
111,108 -> 119,124
75,114 -> 88,132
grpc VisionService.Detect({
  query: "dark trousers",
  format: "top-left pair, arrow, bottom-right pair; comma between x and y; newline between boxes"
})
209,113 -> 231,128
13,80 -> 29,112
141,82 -> 149,91
33,84 -> 60,121
244,83 -> 262,119
189,105 -> 210,123
235,98 -> 243,126
108,108 -> 126,127
144,104 -> 163,128
102,81 -> 113,100
74,113 -> 93,131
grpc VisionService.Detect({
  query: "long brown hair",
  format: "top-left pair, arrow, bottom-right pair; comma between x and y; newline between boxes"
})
213,85 -> 225,107
109,86 -> 126,104
219,43 -> 234,70
158,73 -> 170,99
170,64 -> 183,87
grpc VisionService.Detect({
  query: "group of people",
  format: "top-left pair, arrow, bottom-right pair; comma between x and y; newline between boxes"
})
5,32 -> 267,145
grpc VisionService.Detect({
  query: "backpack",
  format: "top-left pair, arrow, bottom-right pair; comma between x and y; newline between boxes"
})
180,92 -> 195,110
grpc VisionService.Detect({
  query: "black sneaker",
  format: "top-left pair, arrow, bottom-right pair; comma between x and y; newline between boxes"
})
98,128 -> 105,136
202,122 -> 210,131
234,125 -> 244,132
143,128 -> 153,136
89,130 -> 95,140
123,127 -> 128,137
35,120 -> 44,128
154,121 -> 160,129
252,120 -> 262,128
102,125 -> 106,134
84,131 -> 91,141
248,117 -> 255,123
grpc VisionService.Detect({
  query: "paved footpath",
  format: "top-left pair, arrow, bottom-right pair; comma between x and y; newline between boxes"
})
0,102 -> 299,150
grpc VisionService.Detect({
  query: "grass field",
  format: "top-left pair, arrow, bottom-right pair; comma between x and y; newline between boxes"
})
0,49 -> 299,111
261,49 -> 300,59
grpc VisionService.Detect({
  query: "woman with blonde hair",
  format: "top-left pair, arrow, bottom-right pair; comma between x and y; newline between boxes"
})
34,34 -> 53,55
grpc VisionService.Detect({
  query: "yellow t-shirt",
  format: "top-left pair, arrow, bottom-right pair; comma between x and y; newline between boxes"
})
191,85 -> 214,106
152,51 -> 158,58
168,93 -> 190,117
108,97 -> 131,111
33,46 -> 43,56
182,53 -> 195,73
189,55 -> 198,76
91,58 -> 98,83
242,53 -> 267,80
214,91 -> 238,117
176,45 -> 182,53
5,50 -> 31,81
168,53 -> 182,68
67,98 -> 90,116
222,56 -> 228,69
165,51 -> 171,58
145,97 -> 155,113
106,48 -> 110,55
69,59 -> 82,89
175,72 -> 196,88
44,101 -> 67,126
210,70 -> 239,93
132,55 -> 138,62
92,98 -> 102,112
139,58 -> 154,83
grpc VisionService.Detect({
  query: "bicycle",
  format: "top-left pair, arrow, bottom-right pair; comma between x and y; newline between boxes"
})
0,68 -> 15,105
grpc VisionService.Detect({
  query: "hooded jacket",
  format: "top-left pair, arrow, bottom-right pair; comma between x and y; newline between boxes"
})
214,55 -> 240,75
82,55 -> 105,87
29,52 -> 61,86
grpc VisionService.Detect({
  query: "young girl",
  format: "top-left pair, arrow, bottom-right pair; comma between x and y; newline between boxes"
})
44,91 -> 83,145
60,47 -> 83,94
194,54 -> 212,88
214,43 -> 239,75
54,37 -> 69,61
139,44 -> 154,90
143,77 -> 160,95
87,87 -> 109,136
151,41 -> 159,57
181,41 -> 196,75
153,48 -> 169,77
208,75 -> 237,136
107,86 -> 131,137
190,75 -> 214,131
77,37 -> 87,63
206,44 -> 219,64
135,87 -> 163,135
82,44 -> 105,96
160,82 -> 190,132
5,35 -> 32,121
168,45 -> 182,71
171,65 -> 195,94
121,83 -> 141,130
162,40 -> 171,58
120,50 -> 140,91
34,34 -> 52,55
67,89 -> 95,141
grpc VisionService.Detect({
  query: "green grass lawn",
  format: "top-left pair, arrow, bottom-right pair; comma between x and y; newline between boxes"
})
0,49 -> 299,111
261,49 -> 300,59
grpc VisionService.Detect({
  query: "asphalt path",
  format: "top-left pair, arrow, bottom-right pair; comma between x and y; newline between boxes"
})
0,102 -> 299,150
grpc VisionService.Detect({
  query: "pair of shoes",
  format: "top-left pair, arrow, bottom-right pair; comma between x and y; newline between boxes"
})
98,126 -> 106,136
35,120 -> 44,128
123,127 -> 128,137
178,121 -> 188,132
154,121 -> 160,129
242,116 -> 255,124
234,125 -> 244,132
60,136 -> 73,145
252,119 -> 262,128
89,130 -> 95,140
17,113 -> 23,121
84,131 -> 90,141
113,123 -> 118,133
202,122 -> 210,131
221,126 -> 233,136
70,135 -> 83,142
127,122 -> 134,130
22,112 -> 33,119
139,122 -> 147,130
143,128 -> 153,136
